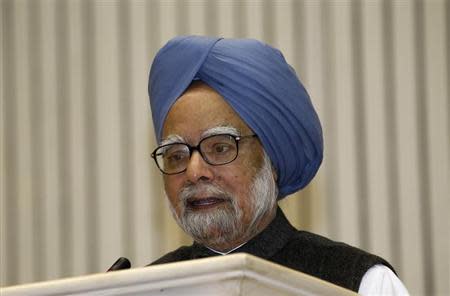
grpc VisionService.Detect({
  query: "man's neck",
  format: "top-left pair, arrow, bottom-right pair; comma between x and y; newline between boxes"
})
201,206 -> 278,253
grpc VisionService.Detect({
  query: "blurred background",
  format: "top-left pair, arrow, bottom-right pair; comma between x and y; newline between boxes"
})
1,0 -> 449,294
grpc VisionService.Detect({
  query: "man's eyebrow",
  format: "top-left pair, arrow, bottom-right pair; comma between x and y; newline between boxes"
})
201,126 -> 239,138
160,126 -> 239,146
160,134 -> 185,146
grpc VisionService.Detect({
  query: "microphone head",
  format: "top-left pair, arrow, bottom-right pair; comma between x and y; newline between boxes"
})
107,257 -> 131,271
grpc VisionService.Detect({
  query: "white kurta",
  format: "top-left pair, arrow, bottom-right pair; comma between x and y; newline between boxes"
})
359,264 -> 410,295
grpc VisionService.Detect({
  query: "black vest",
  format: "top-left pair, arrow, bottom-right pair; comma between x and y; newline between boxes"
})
150,207 -> 395,292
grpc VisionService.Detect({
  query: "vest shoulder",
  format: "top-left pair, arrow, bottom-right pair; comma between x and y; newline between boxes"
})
288,230 -> 383,259
147,245 -> 193,266
273,230 -> 394,291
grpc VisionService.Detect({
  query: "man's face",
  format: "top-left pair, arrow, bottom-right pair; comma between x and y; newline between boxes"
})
161,82 -> 277,251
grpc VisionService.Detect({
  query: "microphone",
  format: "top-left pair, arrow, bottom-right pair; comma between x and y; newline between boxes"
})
107,257 -> 131,272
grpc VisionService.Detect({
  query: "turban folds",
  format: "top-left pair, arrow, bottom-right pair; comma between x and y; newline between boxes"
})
149,36 -> 323,198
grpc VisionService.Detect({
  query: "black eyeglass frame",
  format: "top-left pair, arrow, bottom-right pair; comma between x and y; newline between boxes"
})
151,133 -> 257,175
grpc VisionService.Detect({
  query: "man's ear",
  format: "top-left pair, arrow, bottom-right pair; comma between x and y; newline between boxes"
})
272,167 -> 278,182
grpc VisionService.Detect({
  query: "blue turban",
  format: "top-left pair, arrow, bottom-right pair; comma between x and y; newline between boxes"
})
148,36 -> 323,198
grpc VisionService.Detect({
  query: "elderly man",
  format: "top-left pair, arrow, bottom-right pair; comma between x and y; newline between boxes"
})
147,36 -> 408,295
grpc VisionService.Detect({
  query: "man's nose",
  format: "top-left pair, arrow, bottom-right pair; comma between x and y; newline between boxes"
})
185,151 -> 214,183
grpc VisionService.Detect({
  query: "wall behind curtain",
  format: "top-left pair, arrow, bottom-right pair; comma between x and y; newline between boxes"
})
1,0 -> 448,294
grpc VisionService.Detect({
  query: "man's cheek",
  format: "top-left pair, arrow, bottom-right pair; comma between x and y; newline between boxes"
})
164,178 -> 179,196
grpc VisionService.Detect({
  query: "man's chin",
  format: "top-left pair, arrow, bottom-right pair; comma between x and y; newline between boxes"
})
182,214 -> 241,245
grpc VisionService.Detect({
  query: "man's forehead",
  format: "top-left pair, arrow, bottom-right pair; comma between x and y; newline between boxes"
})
160,125 -> 239,145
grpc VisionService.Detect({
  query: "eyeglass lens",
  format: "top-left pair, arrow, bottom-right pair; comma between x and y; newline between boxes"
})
155,134 -> 238,174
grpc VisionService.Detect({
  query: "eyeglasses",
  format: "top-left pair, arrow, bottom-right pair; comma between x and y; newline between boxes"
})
151,134 -> 257,175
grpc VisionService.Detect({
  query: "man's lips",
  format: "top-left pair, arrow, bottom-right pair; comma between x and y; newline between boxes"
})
186,197 -> 227,210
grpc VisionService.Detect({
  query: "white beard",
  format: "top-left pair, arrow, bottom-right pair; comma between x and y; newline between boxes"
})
168,152 -> 278,248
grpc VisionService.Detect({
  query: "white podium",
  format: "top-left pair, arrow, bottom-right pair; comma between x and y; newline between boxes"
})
1,253 -> 357,295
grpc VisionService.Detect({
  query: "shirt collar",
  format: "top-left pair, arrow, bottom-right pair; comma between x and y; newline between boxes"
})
206,242 -> 247,255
